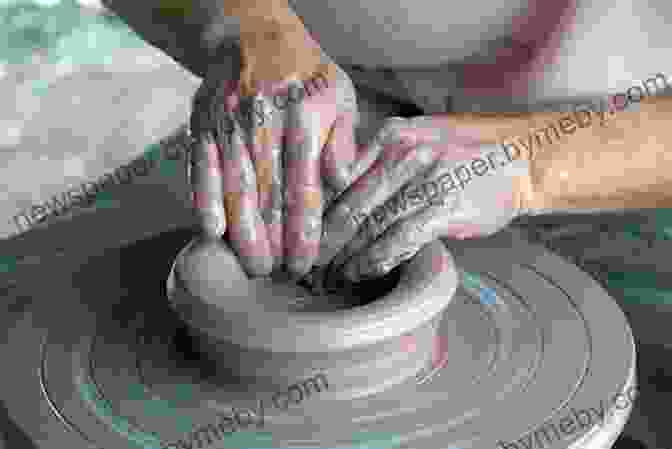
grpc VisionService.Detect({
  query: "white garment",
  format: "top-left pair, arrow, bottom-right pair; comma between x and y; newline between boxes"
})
289,0 -> 672,117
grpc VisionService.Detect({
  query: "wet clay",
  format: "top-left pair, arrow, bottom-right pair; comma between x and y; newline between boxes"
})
173,238 -> 355,312
169,237 -> 459,396
175,239 -> 305,303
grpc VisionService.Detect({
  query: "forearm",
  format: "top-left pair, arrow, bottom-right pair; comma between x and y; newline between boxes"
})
101,0 -> 327,86
434,96 -> 672,212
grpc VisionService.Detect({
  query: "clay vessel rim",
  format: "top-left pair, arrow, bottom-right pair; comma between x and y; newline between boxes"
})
168,239 -> 458,352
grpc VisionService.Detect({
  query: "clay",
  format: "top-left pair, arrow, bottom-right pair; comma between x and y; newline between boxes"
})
0,228 -> 635,449
173,238 -> 348,311
168,237 -> 458,396
175,238 -> 306,304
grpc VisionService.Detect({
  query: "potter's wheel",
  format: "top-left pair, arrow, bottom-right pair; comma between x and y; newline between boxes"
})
0,228 -> 635,449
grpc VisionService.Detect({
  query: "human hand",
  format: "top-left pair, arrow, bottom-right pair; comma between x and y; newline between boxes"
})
188,40 -> 361,279
316,116 -> 533,282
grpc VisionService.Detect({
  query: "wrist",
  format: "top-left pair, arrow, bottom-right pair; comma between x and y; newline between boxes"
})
234,11 -> 332,96
429,112 -> 543,216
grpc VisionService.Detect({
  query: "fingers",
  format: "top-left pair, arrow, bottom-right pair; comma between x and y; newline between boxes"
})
311,125 -> 394,270
220,112 -> 273,276
340,154 -> 514,281
330,169 -> 447,272
342,205 -> 445,281
346,121 -> 398,185
190,132 -> 227,239
320,111 -> 359,193
284,84 -> 323,279
335,159 -> 463,276
247,95 -> 285,271
318,138 -> 439,269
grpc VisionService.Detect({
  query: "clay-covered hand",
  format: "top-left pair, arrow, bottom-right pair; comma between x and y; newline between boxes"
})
316,116 -> 532,281
189,32 -> 360,279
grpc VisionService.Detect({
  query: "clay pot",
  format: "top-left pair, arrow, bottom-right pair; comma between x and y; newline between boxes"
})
167,237 -> 458,398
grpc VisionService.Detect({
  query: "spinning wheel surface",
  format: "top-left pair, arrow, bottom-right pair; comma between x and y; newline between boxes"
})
0,229 -> 635,449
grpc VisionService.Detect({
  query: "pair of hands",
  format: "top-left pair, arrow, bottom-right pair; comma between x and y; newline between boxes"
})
188,43 -> 527,284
